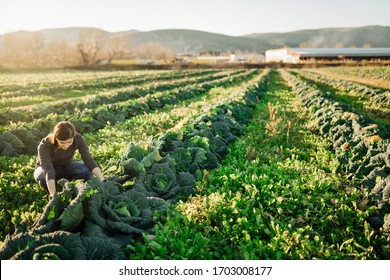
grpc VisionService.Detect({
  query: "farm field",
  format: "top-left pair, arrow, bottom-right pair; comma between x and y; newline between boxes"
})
0,66 -> 389,260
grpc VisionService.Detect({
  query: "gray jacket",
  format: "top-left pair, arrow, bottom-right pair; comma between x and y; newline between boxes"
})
36,133 -> 98,180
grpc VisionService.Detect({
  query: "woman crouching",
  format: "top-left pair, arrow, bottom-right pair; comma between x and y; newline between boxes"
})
34,121 -> 104,197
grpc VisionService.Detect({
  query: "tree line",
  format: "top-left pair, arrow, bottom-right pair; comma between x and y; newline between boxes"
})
0,28 -> 175,68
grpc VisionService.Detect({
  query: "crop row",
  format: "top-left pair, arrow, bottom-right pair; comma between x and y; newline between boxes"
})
0,69 -> 218,108
0,70 -> 257,156
125,70 -> 387,259
315,66 -> 390,82
0,69 -> 155,87
280,69 -> 389,257
1,67 -> 387,260
291,70 -> 390,139
0,72 -> 269,259
0,70 -> 267,243
0,70 -> 234,126
296,69 -> 390,107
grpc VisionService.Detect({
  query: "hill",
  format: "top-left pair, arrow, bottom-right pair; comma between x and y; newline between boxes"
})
245,25 -> 390,49
129,29 -> 271,53
1,25 -> 389,54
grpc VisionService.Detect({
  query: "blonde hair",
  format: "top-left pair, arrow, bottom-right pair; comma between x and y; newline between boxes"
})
48,121 -> 76,146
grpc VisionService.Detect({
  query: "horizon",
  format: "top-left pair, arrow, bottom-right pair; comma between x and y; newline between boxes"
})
1,0 -> 390,37
1,24 -> 389,38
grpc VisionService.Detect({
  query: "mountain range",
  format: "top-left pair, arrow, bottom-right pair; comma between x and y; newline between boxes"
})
1,25 -> 390,54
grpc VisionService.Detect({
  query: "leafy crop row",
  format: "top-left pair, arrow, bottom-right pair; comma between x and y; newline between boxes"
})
297,69 -> 390,107
1,67 -> 387,260
124,70 -> 387,260
0,70 -> 257,156
281,70 -> 389,257
0,70 -> 266,242
0,69 -> 228,126
0,73 -> 268,259
0,69 -> 219,108
315,66 -> 390,83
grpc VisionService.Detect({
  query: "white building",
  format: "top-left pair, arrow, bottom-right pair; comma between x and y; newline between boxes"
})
265,48 -> 390,63
230,54 -> 265,63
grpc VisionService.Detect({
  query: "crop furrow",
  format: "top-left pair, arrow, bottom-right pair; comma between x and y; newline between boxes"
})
0,69 -> 219,107
0,69 -> 228,123
0,70 -> 256,156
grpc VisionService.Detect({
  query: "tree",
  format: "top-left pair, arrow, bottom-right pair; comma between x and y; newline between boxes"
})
135,43 -> 175,62
77,28 -> 106,65
0,32 -> 45,67
44,37 -> 81,67
0,32 -> 27,67
28,32 -> 45,66
103,33 -> 132,63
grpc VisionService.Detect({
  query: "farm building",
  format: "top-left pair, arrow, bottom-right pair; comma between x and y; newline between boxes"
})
230,53 -> 265,63
265,48 -> 390,63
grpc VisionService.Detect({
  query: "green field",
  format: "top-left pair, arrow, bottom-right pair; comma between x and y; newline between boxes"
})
0,66 -> 389,260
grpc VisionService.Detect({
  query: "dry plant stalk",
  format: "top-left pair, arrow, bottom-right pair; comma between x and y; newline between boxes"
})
286,120 -> 292,142
265,102 -> 282,137
364,135 -> 382,144
196,170 -> 209,193
245,147 -> 257,160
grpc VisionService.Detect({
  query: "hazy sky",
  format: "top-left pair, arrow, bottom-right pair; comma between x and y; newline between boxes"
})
1,0 -> 389,36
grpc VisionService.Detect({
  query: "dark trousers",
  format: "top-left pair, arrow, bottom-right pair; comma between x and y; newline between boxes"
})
34,161 -> 92,190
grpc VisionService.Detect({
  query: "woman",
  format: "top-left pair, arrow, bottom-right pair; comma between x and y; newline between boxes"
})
34,121 -> 104,197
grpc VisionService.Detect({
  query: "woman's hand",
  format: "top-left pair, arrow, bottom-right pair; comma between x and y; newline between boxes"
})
92,167 -> 105,181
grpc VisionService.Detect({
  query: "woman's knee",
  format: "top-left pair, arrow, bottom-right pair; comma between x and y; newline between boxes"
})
34,167 -> 47,189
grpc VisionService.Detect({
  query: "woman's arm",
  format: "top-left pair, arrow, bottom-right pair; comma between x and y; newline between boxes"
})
46,179 -> 56,197
37,138 -> 56,182
77,134 -> 104,181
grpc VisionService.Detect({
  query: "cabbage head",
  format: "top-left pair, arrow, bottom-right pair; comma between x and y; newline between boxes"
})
122,141 -> 163,171
122,158 -> 146,177
123,141 -> 162,163
132,161 -> 195,202
170,147 -> 193,172
145,162 -> 177,196
84,182 -> 167,236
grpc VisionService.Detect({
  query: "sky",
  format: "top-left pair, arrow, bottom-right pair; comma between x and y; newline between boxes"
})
1,0 -> 389,36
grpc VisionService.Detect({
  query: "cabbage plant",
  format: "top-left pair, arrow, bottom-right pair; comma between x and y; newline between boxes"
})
84,180 -> 167,238
0,230 -> 126,260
